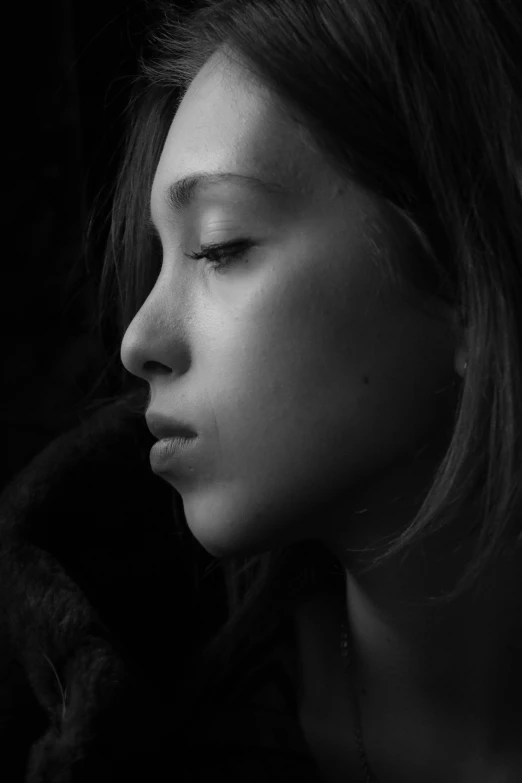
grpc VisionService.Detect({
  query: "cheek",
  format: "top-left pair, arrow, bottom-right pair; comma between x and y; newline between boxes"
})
183,297 -> 455,560
233,249 -> 393,419
210,252 -> 439,481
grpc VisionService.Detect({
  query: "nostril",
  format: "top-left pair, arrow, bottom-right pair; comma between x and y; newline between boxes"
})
143,360 -> 171,375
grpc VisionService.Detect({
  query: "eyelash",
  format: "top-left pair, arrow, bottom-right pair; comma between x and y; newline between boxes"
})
184,239 -> 253,273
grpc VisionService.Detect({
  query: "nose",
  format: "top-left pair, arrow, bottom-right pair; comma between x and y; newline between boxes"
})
120,284 -> 190,383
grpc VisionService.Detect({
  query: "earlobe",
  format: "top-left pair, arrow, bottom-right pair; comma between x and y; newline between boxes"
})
455,350 -> 468,378
451,311 -> 468,378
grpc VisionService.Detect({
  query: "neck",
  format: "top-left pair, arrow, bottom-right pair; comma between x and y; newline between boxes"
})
294,543 -> 522,783
324,544 -> 522,783
343,556 -> 522,743
298,440 -> 522,779
324,434 -> 522,750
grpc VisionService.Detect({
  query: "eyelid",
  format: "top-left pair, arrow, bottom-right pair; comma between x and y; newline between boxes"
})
186,238 -> 254,273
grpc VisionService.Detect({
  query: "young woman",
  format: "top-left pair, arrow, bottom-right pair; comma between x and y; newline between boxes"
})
110,0 -> 522,780
105,0 -> 522,783
3,0 -> 522,781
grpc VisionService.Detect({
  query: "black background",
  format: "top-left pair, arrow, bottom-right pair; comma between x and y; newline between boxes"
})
2,1 -> 191,490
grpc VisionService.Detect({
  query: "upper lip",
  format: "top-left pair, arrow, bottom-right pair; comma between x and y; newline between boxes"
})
145,412 -> 197,441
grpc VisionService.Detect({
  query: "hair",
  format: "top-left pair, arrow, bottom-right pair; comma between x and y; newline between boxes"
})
89,0 -> 522,707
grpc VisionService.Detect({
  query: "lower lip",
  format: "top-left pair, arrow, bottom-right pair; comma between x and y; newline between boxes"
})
149,436 -> 198,473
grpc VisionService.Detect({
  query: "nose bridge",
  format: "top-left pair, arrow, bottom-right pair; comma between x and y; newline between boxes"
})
120,271 -> 190,379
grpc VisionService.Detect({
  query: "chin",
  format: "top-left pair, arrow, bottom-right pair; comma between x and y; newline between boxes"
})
181,489 -> 287,560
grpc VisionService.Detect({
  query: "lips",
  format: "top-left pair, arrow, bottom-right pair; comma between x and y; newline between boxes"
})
145,412 -> 197,441
149,433 -> 198,474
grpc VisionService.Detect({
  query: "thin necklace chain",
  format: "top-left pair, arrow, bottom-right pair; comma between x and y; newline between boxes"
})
339,619 -> 379,783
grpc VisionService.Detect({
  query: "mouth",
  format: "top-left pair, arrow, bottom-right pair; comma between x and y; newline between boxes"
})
145,412 -> 197,441
149,433 -> 198,474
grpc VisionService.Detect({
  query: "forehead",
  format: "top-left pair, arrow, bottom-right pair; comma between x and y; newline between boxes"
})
152,50 -> 332,202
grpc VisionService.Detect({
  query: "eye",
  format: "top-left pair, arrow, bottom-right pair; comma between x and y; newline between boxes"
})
184,239 -> 253,274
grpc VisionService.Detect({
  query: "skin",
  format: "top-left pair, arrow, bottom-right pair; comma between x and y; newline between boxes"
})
120,49 -> 522,782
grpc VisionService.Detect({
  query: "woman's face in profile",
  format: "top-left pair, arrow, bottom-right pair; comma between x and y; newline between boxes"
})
121,49 -> 460,559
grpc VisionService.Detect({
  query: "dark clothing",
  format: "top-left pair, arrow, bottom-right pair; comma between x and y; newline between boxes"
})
0,388 -> 325,782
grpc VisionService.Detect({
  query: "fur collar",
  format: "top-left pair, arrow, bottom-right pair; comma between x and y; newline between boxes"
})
0,387 -> 223,781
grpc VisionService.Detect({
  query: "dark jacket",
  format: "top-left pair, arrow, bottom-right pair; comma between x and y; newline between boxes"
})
0,389 -> 322,782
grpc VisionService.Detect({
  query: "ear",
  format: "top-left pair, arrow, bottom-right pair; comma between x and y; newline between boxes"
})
450,309 -> 469,379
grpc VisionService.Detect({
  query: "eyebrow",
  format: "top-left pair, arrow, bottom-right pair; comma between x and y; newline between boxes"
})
147,171 -> 291,228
